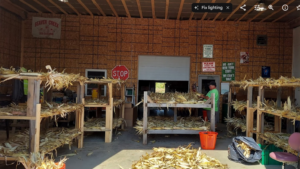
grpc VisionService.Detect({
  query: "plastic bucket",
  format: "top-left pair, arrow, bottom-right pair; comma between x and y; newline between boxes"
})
199,131 -> 218,150
203,110 -> 208,121
55,163 -> 65,169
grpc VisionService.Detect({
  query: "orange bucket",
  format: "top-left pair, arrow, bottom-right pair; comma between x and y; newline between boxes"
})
202,110 -> 208,121
55,163 -> 66,169
199,131 -> 218,150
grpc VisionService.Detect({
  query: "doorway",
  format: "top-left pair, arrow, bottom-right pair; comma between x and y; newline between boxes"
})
198,75 -> 220,94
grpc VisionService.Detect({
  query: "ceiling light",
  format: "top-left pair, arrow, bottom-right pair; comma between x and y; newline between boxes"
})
256,0 -> 267,11
58,0 -> 68,2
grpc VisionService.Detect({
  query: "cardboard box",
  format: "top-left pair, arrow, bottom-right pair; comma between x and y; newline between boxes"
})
124,107 -> 137,127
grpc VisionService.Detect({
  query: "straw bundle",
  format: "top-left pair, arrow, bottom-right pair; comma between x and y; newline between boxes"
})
84,98 -> 124,107
18,152 -> 67,169
0,128 -> 80,158
134,116 -> 210,135
84,118 -> 125,130
132,144 -> 228,169
263,132 -> 298,156
231,76 -> 300,89
87,77 -> 125,85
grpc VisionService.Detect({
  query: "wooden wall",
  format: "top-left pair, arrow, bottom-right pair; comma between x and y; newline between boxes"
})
0,8 -> 22,94
0,8 -> 21,68
22,13 -> 293,120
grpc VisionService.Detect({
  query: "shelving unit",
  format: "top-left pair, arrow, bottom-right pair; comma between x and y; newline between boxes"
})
0,75 -> 84,161
142,91 -> 215,145
82,80 -> 125,143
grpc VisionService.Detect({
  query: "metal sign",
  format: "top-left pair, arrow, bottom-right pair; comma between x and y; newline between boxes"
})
222,62 -> 235,81
202,62 -> 215,72
203,44 -> 213,58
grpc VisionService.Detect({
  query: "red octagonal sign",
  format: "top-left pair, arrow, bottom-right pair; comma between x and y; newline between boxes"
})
112,65 -> 129,81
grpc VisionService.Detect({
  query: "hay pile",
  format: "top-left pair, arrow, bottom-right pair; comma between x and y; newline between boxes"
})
0,128 -> 80,158
0,102 -> 83,118
84,118 -> 125,130
231,76 -> 300,89
87,77 -> 125,85
263,132 -> 298,156
148,92 -> 203,104
134,116 -> 210,134
132,144 -> 228,169
225,117 -> 273,136
260,97 -> 300,122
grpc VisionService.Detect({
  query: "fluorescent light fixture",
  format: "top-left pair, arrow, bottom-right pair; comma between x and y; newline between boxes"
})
58,0 -> 68,2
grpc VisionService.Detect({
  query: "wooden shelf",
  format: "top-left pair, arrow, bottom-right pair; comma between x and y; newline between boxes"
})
147,130 -> 207,134
260,110 -> 300,121
84,128 -> 111,132
84,104 -> 108,108
147,103 -> 211,108
0,116 -> 36,120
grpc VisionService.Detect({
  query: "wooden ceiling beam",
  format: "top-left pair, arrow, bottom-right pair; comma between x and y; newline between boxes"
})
177,0 -> 185,20
248,0 -> 279,22
78,0 -> 93,16
260,0 -> 294,22
213,0 -> 230,22
121,0 -> 131,18
33,0 -> 54,14
272,8 -> 296,22
0,0 -> 26,19
66,2 -> 80,15
202,0 -> 215,21
151,0 -> 156,19
136,0 -> 143,18
20,0 -> 42,14
165,0 -> 169,19
5,0 -> 28,13
236,2 -> 257,22
106,0 -> 118,17
92,0 -> 105,16
189,0 -> 200,20
225,0 -> 247,22
48,0 -> 68,15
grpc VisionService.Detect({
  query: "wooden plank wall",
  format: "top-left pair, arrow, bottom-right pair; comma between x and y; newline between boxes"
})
0,8 -> 22,94
22,14 -> 293,121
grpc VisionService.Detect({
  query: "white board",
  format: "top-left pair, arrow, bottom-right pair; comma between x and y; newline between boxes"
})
138,55 -> 190,81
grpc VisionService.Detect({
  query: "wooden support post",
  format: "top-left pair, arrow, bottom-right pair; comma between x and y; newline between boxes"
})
121,84 -> 125,129
34,104 -> 41,152
274,87 -> 282,133
259,86 -> 265,104
246,101 -> 254,137
211,93 -> 215,132
276,87 -> 282,108
256,96 -> 264,144
174,108 -> 177,122
143,91 -> 148,145
227,87 -> 232,118
105,83 -> 113,143
27,79 -> 40,153
76,83 -> 84,148
247,86 -> 253,107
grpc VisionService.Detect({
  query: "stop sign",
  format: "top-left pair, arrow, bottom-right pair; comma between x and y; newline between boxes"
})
112,65 -> 129,81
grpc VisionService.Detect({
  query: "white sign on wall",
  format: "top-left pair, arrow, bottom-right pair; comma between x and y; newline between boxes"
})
202,62 -> 215,72
32,17 -> 61,39
203,44 -> 213,58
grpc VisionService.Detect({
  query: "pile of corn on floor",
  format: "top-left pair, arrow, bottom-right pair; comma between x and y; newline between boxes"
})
0,123 -> 295,169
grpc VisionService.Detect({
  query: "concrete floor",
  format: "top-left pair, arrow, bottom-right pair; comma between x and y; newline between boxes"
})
0,124 -> 295,169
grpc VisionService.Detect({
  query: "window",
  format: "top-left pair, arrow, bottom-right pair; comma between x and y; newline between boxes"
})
155,82 -> 165,93
85,69 -> 107,96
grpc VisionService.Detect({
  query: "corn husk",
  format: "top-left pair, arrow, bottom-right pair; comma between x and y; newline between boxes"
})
132,144 -> 228,169
18,152 -> 67,169
134,116 -> 210,135
231,76 -> 300,89
148,92 -> 203,104
232,100 -> 257,113
84,118 -> 125,130
236,141 -> 252,158
0,102 -> 83,118
263,132 -> 299,156
0,128 -> 80,158
259,97 -> 300,122
225,117 -> 273,136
